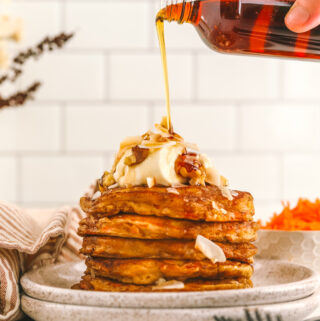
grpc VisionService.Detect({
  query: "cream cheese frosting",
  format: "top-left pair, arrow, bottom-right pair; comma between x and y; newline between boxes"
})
99,118 -> 228,191
114,144 -> 187,187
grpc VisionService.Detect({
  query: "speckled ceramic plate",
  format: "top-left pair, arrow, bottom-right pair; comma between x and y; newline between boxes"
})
21,259 -> 320,309
21,291 -> 320,321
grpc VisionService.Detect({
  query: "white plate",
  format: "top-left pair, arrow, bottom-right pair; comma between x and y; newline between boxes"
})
21,292 -> 320,321
20,259 -> 320,309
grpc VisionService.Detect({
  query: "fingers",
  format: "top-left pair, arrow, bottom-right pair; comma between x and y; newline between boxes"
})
285,0 -> 320,33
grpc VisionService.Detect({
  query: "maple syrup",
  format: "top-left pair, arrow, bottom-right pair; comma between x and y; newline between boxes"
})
156,0 -> 320,133
156,19 -> 173,134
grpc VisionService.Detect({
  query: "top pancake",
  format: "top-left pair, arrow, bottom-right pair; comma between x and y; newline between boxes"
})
80,185 -> 254,222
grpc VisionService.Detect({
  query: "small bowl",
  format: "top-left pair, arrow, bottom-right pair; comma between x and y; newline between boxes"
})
256,230 -> 320,274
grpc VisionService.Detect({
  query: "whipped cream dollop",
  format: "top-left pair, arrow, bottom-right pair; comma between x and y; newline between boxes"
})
99,118 -> 228,190
114,144 -> 187,187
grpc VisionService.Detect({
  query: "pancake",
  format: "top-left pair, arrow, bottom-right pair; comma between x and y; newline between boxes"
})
80,185 -> 254,222
81,236 -> 257,264
85,258 -> 253,285
75,275 -> 253,292
78,214 -> 258,243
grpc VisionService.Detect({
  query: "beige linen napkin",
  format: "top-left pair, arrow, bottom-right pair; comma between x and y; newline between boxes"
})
0,201 -> 85,321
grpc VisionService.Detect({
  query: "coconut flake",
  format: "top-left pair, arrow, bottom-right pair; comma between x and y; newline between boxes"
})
92,191 -> 101,200
120,136 -> 143,149
212,201 -> 227,214
186,147 -> 200,155
152,279 -> 185,291
140,141 -> 177,149
167,187 -> 179,195
172,182 -> 186,188
220,186 -> 233,201
108,183 -> 120,189
183,142 -> 200,151
228,212 -> 236,220
212,201 -> 219,210
147,177 -> 156,188
156,278 -> 166,285
195,235 -> 226,264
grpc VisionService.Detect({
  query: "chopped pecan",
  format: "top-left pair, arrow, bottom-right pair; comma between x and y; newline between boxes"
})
98,171 -> 116,192
124,145 -> 149,166
124,154 -> 137,166
175,152 -> 206,186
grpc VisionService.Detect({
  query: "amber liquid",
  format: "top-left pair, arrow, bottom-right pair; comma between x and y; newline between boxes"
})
157,0 -> 320,59
156,19 -> 173,133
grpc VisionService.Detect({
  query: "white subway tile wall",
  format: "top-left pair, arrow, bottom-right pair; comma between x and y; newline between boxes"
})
0,105 -> 61,152
66,105 -> 149,151
1,0 -> 320,222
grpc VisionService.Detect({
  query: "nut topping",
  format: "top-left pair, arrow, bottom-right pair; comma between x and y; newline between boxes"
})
124,145 -> 149,166
175,152 -> 206,186
99,171 -> 116,192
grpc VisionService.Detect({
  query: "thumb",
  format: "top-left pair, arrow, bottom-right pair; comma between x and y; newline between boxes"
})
285,0 -> 320,33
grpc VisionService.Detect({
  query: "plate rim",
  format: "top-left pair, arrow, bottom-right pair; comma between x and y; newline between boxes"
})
21,291 -> 320,321
20,259 -> 320,309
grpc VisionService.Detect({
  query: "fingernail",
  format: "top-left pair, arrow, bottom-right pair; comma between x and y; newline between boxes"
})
286,5 -> 310,27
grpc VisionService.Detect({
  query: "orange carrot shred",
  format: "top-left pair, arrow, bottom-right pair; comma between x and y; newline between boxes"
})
261,198 -> 320,231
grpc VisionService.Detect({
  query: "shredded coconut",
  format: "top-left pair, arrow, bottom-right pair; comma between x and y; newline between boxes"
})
108,183 -> 120,189
152,279 -> 185,291
147,177 -> 156,188
220,187 -> 233,201
167,187 -> 179,195
195,235 -> 226,264
91,191 -> 101,200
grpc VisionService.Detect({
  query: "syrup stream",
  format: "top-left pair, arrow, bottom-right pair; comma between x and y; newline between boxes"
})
156,16 -> 173,134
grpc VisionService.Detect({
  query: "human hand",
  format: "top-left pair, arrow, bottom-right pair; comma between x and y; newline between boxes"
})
285,0 -> 320,33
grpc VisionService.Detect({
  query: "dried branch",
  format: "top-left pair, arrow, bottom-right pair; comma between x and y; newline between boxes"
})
0,31 -> 74,110
0,82 -> 41,109
14,32 -> 74,65
0,32 -> 74,86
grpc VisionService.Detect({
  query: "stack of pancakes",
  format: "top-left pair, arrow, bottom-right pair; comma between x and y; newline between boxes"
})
75,185 -> 258,292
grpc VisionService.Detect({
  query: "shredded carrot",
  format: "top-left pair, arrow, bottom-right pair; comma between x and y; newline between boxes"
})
261,198 -> 320,231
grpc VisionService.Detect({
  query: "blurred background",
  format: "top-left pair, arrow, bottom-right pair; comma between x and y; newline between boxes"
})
0,0 -> 320,222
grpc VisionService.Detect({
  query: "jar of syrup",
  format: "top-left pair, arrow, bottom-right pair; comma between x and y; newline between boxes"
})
157,0 -> 320,59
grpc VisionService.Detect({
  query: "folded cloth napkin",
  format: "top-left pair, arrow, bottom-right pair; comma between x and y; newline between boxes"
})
0,201 -> 86,321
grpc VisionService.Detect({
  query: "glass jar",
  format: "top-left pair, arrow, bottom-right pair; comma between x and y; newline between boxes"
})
157,0 -> 320,59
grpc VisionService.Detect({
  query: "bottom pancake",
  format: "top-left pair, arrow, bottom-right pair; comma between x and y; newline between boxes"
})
74,275 -> 253,292
85,258 -> 253,285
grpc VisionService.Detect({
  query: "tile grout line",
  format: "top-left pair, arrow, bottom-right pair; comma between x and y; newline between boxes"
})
15,155 -> 22,204
60,0 -> 67,30
148,1 -> 156,50
104,53 -> 110,100
191,52 -> 198,102
33,98 -> 320,106
278,153 -> 285,201
234,103 -> 242,153
147,101 -> 155,126
278,61 -> 285,101
2,150 -> 320,157
60,103 -> 67,154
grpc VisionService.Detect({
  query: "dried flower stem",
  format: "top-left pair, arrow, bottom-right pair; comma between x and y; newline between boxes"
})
0,32 -> 74,85
0,82 -> 41,110
0,32 -> 74,110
